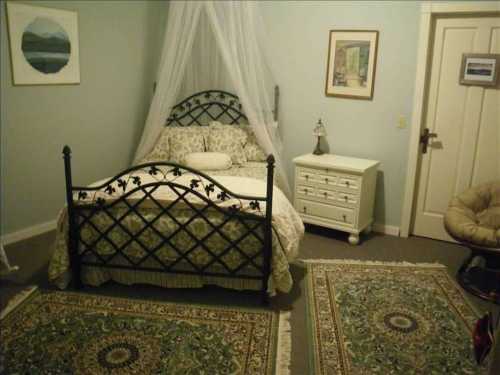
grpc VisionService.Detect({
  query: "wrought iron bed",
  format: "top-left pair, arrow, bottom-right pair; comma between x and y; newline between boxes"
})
62,90 -> 275,303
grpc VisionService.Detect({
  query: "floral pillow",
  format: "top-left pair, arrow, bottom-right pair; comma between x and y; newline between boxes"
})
243,131 -> 267,162
139,128 -> 170,163
207,126 -> 247,165
169,131 -> 206,164
209,121 -> 247,144
209,121 -> 266,162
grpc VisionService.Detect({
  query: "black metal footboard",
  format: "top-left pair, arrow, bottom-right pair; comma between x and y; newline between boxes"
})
62,146 -> 274,303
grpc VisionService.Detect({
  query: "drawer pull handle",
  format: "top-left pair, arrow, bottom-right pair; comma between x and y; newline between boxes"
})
342,214 -> 347,221
344,196 -> 348,201
305,174 -> 309,180
324,192 -> 328,197
304,188 -> 308,194
345,181 -> 350,186
325,178 -> 329,183
303,206 -> 307,213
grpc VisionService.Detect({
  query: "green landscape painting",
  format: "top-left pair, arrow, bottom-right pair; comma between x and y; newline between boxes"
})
21,17 -> 71,74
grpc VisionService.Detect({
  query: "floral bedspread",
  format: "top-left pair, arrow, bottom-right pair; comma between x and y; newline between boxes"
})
49,169 -> 303,295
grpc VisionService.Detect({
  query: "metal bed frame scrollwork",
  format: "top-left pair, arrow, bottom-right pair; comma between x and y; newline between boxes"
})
166,90 -> 248,126
63,90 -> 275,304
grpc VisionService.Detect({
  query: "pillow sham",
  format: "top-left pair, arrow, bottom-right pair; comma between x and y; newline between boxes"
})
243,132 -> 267,162
185,152 -> 232,171
209,121 -> 266,162
169,131 -> 206,164
209,121 -> 248,144
140,126 -> 211,164
139,127 -> 170,163
206,126 -> 247,165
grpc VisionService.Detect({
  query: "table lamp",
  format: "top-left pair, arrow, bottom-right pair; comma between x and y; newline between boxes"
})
313,119 -> 326,155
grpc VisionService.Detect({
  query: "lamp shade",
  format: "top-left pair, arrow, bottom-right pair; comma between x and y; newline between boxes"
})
313,119 -> 326,137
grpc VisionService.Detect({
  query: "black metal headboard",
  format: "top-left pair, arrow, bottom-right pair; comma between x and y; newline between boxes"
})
166,90 -> 248,127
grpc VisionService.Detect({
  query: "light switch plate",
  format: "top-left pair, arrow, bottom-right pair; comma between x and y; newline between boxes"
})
398,116 -> 407,129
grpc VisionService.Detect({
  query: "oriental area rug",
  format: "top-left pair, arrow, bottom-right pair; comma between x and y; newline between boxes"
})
304,260 -> 488,374
0,289 -> 290,374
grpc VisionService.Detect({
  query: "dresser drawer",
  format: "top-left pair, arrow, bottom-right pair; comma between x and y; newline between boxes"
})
296,186 -> 337,203
315,174 -> 338,188
337,175 -> 360,191
297,167 -> 338,185
336,191 -> 358,205
297,166 -> 360,192
296,185 -> 317,199
296,168 -> 319,184
296,199 -> 355,226
316,189 -> 337,202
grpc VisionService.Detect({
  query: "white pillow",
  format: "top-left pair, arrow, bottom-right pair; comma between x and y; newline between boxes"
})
185,152 -> 232,171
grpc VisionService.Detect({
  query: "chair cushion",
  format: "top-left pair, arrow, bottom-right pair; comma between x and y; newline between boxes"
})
444,181 -> 500,248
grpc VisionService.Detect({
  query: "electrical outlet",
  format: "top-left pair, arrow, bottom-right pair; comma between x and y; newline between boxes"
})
397,115 -> 407,129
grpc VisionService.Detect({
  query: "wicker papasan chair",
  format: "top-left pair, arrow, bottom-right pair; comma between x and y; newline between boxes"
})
444,181 -> 500,304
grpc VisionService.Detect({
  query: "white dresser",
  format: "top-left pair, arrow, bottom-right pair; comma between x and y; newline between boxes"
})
293,154 -> 379,245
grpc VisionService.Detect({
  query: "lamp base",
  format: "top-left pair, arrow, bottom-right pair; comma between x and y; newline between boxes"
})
313,137 -> 324,155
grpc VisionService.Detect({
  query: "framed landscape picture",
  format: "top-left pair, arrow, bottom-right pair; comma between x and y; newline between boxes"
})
325,30 -> 378,100
6,2 -> 80,85
460,53 -> 500,87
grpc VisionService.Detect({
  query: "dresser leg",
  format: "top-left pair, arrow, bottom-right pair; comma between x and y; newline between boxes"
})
348,233 -> 360,245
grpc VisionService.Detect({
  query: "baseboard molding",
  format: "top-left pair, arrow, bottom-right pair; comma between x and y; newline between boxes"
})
1,220 -> 57,246
372,223 -> 400,237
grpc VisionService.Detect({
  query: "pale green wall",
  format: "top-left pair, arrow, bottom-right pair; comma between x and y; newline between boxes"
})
262,1 -> 420,227
1,0 -> 167,235
2,0 -> 419,235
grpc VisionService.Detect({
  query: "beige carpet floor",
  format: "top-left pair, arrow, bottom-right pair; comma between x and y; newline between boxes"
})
2,225 -> 499,374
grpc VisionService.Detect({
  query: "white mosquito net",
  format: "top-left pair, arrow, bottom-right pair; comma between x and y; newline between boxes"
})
133,1 -> 290,195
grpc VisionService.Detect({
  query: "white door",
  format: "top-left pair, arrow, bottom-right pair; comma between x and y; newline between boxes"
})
413,16 -> 500,241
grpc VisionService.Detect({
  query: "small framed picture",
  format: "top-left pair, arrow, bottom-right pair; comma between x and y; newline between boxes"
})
460,54 -> 500,87
6,2 -> 80,85
325,30 -> 379,100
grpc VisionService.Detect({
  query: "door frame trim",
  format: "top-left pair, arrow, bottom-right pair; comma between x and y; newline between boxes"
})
400,1 -> 500,238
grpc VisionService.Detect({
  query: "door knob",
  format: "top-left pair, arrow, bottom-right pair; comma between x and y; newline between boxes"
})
420,128 -> 438,154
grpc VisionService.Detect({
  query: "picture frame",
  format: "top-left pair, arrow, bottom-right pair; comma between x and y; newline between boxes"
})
459,53 -> 500,87
325,30 -> 379,100
5,2 -> 80,85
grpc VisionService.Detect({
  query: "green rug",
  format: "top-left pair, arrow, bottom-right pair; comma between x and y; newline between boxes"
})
305,260 -> 487,374
0,289 -> 290,374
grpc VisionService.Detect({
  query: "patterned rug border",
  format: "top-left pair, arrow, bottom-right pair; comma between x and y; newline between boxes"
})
301,258 -> 482,317
300,258 -> 446,268
303,259 -> 484,375
2,288 -> 291,375
0,285 -> 38,320
276,311 -> 291,375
